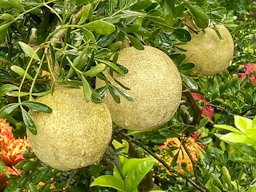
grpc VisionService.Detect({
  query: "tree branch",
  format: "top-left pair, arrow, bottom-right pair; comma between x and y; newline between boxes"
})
119,131 -> 208,192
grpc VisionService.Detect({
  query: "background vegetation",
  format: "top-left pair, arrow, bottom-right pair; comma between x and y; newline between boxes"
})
0,0 -> 256,191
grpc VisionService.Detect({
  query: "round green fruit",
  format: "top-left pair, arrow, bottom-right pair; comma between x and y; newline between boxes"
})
27,86 -> 112,171
178,25 -> 234,76
96,46 -> 182,131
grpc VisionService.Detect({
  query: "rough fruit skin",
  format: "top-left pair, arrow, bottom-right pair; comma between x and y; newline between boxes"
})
178,25 -> 234,75
27,87 -> 112,171
96,46 -> 182,131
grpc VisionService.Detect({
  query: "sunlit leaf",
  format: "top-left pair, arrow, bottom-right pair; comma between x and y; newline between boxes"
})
122,157 -> 155,192
0,84 -> 18,97
18,41 -> 40,61
85,20 -> 116,35
83,64 -> 106,77
10,65 -> 33,80
214,124 -> 241,134
81,75 -> 92,101
215,133 -> 254,145
90,175 -> 125,191
234,115 -> 253,133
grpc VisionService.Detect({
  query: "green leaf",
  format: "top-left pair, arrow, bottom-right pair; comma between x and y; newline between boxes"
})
0,13 -> 15,21
0,22 -> 13,40
127,35 -> 144,50
221,166 -> 232,190
8,0 -> 25,11
179,62 -> 195,71
214,124 -> 241,134
18,41 -> 40,61
161,0 -> 174,26
130,0 -> 152,10
234,115 -> 253,133
6,91 -> 29,97
76,0 -> 93,5
112,139 -> 129,166
22,101 -> 52,113
252,116 -> 256,129
108,85 -> 120,103
21,107 -> 37,135
113,165 -> 123,182
0,103 -> 19,115
85,20 -> 116,35
84,64 -> 106,77
215,133 -> 254,145
0,0 -> 11,9
81,28 -> 96,43
98,59 -> 126,76
115,86 -> 134,102
0,159 -> 9,177
0,84 -> 19,97
122,158 -> 155,192
181,74 -> 198,90
10,65 -> 33,80
90,175 -> 125,191
81,75 -> 92,101
173,28 -> 191,42
186,2 -> 209,29
78,3 -> 92,25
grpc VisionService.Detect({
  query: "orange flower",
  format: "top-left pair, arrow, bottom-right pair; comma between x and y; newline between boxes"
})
158,137 -> 203,173
0,119 -> 14,146
0,138 -> 29,166
0,118 -> 29,190
37,181 -> 56,189
0,118 -> 29,166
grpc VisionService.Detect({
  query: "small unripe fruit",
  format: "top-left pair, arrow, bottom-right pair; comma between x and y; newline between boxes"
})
27,86 -> 112,171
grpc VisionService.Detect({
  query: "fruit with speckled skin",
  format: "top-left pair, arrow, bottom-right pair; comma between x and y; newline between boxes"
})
27,86 -> 112,171
96,46 -> 182,131
178,25 -> 234,76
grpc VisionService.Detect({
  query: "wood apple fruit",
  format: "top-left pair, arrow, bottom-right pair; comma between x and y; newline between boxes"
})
27,86 -> 112,171
97,46 -> 182,131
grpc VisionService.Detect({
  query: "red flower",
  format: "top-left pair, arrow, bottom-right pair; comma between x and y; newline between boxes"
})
191,92 -> 215,119
191,92 -> 207,103
202,105 -> 215,119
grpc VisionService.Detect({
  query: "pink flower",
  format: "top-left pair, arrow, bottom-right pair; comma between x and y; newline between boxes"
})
244,63 -> 256,74
240,63 -> 256,84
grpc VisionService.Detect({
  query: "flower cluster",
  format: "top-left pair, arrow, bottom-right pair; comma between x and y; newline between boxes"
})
191,92 -> 215,119
240,63 -> 256,84
158,136 -> 203,173
0,118 -> 29,190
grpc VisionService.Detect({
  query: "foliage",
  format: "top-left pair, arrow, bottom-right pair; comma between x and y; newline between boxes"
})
0,0 -> 255,192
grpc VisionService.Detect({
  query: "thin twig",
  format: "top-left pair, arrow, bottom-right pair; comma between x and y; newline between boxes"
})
183,89 -> 202,126
119,131 -> 208,192
181,139 -> 207,191
63,169 -> 78,191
